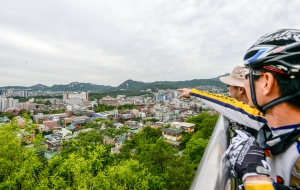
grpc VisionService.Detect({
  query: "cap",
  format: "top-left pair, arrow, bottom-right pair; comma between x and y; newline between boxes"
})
219,66 -> 245,87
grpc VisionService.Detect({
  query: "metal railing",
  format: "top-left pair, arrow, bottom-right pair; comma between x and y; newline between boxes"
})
190,114 -> 232,190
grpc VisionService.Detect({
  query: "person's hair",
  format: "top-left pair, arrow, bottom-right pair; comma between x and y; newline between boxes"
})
253,67 -> 300,110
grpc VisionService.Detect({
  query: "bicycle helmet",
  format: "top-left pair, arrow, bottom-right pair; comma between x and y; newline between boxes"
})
243,29 -> 300,112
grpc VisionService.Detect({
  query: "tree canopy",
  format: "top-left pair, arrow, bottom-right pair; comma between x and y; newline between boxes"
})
0,112 -> 219,189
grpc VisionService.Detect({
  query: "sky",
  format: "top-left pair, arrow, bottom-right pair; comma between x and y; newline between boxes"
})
0,0 -> 299,87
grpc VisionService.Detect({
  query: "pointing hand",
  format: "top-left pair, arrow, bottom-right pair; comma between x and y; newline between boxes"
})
177,88 -> 191,99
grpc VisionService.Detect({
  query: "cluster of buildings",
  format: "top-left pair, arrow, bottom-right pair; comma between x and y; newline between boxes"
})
0,88 -> 63,97
1,86 -> 225,158
0,97 -> 19,111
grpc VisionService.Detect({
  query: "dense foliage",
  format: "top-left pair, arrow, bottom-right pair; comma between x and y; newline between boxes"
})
93,104 -> 138,112
0,112 -> 219,189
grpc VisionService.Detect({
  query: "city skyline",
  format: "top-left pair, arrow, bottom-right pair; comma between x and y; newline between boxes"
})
1,0 -> 300,87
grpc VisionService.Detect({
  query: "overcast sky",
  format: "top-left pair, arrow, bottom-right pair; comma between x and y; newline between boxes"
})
0,0 -> 299,87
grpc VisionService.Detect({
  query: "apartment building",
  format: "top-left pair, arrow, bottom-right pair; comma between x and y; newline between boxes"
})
63,92 -> 88,103
99,96 -> 120,106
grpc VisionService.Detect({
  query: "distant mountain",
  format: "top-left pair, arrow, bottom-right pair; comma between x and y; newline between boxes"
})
117,79 -> 226,90
0,82 -> 112,92
117,80 -> 146,90
29,84 -> 49,90
210,73 -> 230,81
50,82 -> 112,91
0,77 -> 227,92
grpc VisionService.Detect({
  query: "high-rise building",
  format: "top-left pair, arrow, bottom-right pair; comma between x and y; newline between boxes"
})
6,89 -> 14,96
0,98 -> 8,111
13,99 -> 19,108
8,98 -> 13,108
13,91 -> 28,97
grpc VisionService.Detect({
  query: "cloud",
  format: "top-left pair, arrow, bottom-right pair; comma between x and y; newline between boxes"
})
0,0 -> 300,87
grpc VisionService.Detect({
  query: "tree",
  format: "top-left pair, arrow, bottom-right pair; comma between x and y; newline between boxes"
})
118,104 -> 137,110
35,100 -> 43,104
137,139 -> 174,175
164,155 -> 196,190
33,133 -> 46,149
184,137 -> 209,164
93,159 -> 164,190
75,130 -> 104,146
179,132 -> 193,150
0,125 -> 44,189
42,111 -> 50,115
185,112 -> 218,137
45,100 -> 51,105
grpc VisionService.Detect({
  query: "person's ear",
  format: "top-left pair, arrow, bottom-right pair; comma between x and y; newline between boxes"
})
237,87 -> 245,95
262,73 -> 277,96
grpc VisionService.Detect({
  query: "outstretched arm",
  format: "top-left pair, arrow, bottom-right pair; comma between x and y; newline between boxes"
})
177,88 -> 266,130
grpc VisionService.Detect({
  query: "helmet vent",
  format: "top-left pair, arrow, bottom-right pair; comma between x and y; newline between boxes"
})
285,55 -> 300,64
244,50 -> 259,60
262,40 -> 291,46
286,45 -> 300,53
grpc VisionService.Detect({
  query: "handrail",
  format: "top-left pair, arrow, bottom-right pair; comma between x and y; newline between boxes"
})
190,114 -> 231,190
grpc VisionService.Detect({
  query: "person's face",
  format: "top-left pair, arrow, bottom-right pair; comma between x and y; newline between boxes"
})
227,84 -> 238,99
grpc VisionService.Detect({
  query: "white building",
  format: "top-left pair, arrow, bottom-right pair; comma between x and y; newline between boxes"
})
63,92 -> 88,102
0,97 -> 18,110
12,90 -> 28,97
63,92 -> 89,105
8,98 -> 13,108
0,98 -> 8,111
56,128 -> 72,138
6,89 -> 14,96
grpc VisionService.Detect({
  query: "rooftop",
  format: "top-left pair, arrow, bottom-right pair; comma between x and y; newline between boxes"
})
162,127 -> 184,134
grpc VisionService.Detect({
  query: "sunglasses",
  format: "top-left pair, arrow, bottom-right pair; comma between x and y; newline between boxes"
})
244,68 -> 265,80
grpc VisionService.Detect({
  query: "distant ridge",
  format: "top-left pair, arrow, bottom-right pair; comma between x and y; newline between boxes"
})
117,79 -> 226,90
210,73 -> 230,81
0,77 -> 227,92
0,82 -> 112,92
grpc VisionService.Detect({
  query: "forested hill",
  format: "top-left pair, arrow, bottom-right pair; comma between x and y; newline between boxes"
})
0,82 -> 112,92
0,78 -> 226,92
116,79 -> 226,90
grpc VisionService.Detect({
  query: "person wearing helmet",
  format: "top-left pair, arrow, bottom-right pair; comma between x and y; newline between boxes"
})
226,29 -> 300,189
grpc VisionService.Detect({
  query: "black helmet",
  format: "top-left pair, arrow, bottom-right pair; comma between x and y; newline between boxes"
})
244,29 -> 300,76
243,29 -> 300,113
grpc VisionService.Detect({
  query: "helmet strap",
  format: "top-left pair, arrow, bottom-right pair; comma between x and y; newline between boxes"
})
261,91 -> 300,112
249,68 -> 264,113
